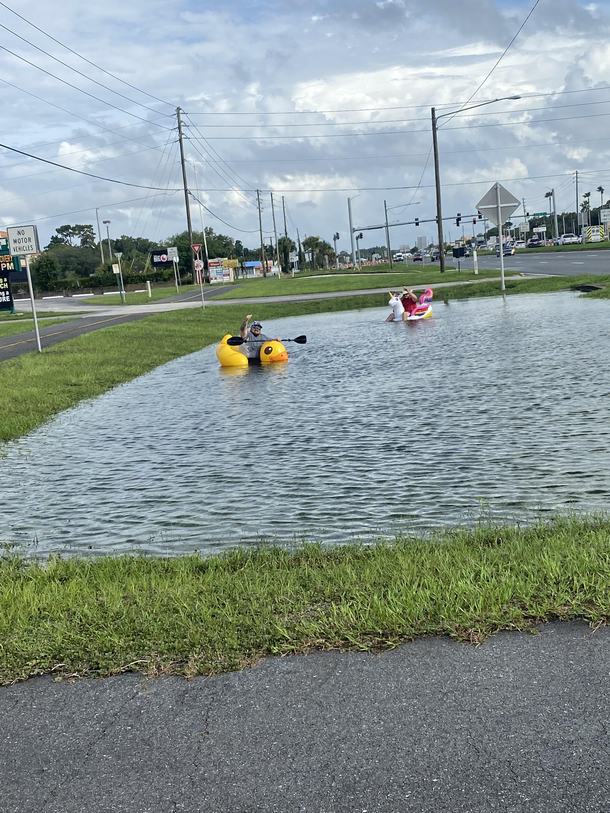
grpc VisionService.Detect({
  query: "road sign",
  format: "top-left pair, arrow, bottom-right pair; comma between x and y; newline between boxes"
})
194,259 -> 204,271
167,246 -> 178,259
112,264 -> 120,275
600,209 -> 610,224
191,244 -> 202,254
532,212 -> 547,217
475,183 -> 520,227
7,225 -> 40,256
519,223 -> 529,234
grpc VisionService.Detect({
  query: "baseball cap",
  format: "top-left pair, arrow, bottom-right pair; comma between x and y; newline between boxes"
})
252,321 -> 263,329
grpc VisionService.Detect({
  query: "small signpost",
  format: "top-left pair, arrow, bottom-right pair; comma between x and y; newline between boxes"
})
476,183 -> 520,291
7,225 -> 41,352
191,243 -> 205,308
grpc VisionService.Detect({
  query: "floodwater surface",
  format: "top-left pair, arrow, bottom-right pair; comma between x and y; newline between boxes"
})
2,291 -> 610,556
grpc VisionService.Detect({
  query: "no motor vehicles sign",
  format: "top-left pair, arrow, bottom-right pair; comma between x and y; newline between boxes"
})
7,225 -> 40,256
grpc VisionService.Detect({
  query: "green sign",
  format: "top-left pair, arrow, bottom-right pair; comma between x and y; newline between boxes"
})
532,212 -> 546,217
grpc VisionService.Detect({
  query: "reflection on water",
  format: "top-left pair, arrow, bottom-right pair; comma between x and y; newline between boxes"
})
2,291 -> 610,556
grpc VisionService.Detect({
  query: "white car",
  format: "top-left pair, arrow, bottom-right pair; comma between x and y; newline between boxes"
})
513,240 -> 526,249
559,233 -> 581,245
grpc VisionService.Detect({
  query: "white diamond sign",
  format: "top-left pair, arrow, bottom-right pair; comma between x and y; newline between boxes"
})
476,183 -> 520,227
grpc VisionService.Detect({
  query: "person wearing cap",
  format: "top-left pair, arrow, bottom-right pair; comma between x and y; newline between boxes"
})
239,314 -> 281,359
400,288 -> 418,319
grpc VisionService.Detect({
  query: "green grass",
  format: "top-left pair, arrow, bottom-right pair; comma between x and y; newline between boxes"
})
0,310 -> 86,323
0,317 -> 75,339
85,283 -> 206,306
1,514 -> 609,684
214,268 -> 499,299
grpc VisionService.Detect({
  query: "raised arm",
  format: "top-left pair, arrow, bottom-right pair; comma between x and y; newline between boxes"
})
240,314 -> 252,339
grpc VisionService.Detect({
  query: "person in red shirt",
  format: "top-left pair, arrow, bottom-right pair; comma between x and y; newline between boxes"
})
400,288 -> 418,318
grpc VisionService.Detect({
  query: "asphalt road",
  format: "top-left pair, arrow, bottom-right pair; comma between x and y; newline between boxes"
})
470,249 -> 610,276
2,621 -> 609,813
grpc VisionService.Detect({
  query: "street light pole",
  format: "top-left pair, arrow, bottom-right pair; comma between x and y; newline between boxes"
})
431,95 -> 520,277
384,200 -> 393,269
347,196 -> 358,270
96,208 -> 104,265
431,107 -> 445,274
103,220 -> 112,266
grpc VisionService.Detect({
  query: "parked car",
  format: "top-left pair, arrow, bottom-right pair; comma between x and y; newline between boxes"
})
513,240 -> 526,249
527,237 -> 543,248
393,253 -> 404,262
496,245 -> 516,256
559,233 -> 581,245
412,253 -> 423,262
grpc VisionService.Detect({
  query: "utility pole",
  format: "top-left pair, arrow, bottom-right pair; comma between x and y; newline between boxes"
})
297,228 -> 303,273
384,200 -> 393,269
270,192 -> 280,273
431,107 -> 445,274
575,170 -> 579,230
257,189 -> 267,277
282,196 -> 288,237
176,107 -> 194,281
551,188 -> 559,241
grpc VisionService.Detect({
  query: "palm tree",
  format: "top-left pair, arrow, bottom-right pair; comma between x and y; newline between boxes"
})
598,185 -> 605,209
544,190 -> 553,214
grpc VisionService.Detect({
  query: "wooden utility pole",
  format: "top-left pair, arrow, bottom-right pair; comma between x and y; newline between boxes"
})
431,107 -> 445,274
257,189 -> 267,277
270,193 -> 280,273
282,196 -> 288,237
176,107 -> 194,281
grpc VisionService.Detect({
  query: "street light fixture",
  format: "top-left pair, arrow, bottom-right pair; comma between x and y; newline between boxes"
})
431,96 -> 521,273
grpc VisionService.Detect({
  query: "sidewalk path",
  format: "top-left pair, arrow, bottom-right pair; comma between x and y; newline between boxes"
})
1,621 -> 607,813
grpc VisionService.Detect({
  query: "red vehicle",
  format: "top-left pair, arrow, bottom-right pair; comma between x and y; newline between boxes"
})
412,253 -> 423,262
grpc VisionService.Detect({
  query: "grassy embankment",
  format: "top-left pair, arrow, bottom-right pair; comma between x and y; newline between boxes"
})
213,267 -> 498,299
1,514 -> 610,684
1,273 -> 608,445
84,283 -> 206,306
0,317 -> 76,339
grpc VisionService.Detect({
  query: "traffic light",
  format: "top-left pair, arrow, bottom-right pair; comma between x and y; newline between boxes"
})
414,218 -> 419,227
456,213 -> 461,226
333,232 -> 340,240
478,211 -> 483,220
472,218 -> 476,225
356,233 -> 363,240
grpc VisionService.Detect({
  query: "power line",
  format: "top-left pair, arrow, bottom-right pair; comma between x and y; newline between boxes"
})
188,190 -> 260,233
0,42 -> 172,128
0,141 -> 182,189
0,0 -> 174,108
0,18 -> 174,118
441,0 -> 542,127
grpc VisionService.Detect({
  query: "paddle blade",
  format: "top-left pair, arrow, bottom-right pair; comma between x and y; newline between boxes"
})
292,335 -> 307,344
227,336 -> 245,346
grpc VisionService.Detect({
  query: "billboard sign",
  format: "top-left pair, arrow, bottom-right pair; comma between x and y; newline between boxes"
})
600,209 -> 610,224
150,250 -> 174,268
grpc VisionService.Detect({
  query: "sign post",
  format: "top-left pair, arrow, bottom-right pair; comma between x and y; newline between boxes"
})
476,183 -> 520,292
7,225 -> 41,352
191,243 -> 204,308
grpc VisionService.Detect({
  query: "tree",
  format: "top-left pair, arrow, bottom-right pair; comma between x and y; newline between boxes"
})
278,235 -> 295,275
598,186 -> 605,209
31,252 -> 61,291
47,224 -> 96,248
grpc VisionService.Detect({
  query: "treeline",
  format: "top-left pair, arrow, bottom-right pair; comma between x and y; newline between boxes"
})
28,224 -> 280,291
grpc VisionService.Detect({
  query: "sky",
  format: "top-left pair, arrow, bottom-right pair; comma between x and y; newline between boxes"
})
1,0 -> 609,254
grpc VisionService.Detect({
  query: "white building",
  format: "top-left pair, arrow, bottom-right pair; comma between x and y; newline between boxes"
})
417,236 -> 428,250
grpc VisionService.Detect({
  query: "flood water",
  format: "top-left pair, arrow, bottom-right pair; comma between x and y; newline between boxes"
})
2,291 -> 610,556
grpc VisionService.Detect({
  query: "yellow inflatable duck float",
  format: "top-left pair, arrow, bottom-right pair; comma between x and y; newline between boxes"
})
216,335 -> 289,367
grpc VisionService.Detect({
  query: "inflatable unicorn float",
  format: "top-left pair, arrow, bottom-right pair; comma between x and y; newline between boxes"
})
387,287 -> 434,322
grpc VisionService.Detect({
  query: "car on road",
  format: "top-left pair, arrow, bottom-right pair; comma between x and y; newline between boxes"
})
412,253 -> 423,262
527,237 -> 543,248
393,253 -> 404,262
496,245 -> 516,256
431,250 -> 440,261
559,233 -> 582,245
514,240 -> 526,249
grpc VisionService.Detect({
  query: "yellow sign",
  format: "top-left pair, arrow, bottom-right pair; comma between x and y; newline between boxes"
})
223,258 -> 239,268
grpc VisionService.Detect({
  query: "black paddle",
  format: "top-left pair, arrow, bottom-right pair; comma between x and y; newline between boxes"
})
227,335 -> 307,346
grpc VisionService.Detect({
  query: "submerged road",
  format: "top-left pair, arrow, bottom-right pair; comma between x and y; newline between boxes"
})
2,622 -> 609,813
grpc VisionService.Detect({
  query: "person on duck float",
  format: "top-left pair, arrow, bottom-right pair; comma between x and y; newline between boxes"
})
239,314 -> 281,360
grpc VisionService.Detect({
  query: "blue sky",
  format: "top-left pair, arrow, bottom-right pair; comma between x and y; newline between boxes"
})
1,0 -> 609,252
